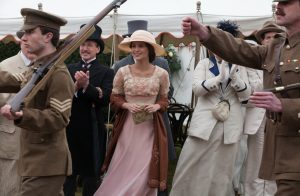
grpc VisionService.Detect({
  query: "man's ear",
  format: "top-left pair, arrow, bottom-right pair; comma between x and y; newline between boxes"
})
44,32 -> 53,42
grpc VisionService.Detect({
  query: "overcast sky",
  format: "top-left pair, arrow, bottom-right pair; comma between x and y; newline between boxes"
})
0,0 -> 274,18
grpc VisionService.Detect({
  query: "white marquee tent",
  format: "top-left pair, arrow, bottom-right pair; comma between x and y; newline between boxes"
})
0,13 -> 272,37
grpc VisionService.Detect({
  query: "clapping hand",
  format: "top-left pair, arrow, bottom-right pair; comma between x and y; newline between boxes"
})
203,63 -> 227,91
75,70 -> 89,90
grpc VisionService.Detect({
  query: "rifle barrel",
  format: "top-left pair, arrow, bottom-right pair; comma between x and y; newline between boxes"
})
264,83 -> 300,93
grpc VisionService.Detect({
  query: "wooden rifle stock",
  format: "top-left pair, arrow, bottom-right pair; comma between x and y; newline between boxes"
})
8,0 -> 127,112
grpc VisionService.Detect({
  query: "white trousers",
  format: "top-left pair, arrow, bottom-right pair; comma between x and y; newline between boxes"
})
244,117 -> 277,196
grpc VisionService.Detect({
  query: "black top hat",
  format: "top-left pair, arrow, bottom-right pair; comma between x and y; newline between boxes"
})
122,20 -> 148,38
80,24 -> 105,54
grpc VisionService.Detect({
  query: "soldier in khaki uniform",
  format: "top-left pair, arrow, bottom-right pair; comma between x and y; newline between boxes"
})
180,0 -> 300,195
243,21 -> 284,196
0,8 -> 74,196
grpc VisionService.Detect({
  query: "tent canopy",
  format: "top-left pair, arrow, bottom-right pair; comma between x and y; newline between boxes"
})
0,13 -> 272,37
0,12 -> 273,57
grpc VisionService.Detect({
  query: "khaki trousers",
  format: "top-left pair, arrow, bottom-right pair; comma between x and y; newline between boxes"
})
0,159 -> 20,196
19,175 -> 66,196
275,180 -> 300,196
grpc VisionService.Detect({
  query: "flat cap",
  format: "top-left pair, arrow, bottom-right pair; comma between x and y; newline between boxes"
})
20,8 -> 67,31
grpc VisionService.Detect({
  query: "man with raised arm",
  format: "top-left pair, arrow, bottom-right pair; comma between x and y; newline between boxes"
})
181,0 -> 300,195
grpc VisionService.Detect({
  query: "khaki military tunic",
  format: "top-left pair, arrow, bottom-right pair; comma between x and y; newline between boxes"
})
203,27 -> 300,181
0,53 -> 74,177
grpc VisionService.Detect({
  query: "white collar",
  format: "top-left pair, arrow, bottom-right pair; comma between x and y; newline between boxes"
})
20,51 -> 32,66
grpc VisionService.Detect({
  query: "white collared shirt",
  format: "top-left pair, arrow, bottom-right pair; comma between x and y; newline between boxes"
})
20,51 -> 32,66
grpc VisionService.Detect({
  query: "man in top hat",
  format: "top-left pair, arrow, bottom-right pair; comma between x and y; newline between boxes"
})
0,8 -> 74,196
63,24 -> 114,196
0,35 -> 36,196
243,21 -> 284,196
181,0 -> 300,194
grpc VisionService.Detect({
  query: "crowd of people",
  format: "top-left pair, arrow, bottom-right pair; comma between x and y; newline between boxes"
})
0,0 -> 299,195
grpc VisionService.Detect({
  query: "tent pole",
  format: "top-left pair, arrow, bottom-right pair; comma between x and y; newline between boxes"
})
191,1 -> 204,108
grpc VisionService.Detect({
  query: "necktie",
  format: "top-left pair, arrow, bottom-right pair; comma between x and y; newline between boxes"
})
82,63 -> 90,73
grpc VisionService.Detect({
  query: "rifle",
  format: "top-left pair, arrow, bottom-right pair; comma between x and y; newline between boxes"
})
264,83 -> 300,93
8,0 -> 127,112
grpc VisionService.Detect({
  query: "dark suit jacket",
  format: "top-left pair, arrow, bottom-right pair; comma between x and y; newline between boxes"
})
113,54 -> 176,160
67,59 -> 114,176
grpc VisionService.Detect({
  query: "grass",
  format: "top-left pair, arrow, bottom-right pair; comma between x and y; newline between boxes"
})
167,146 -> 182,193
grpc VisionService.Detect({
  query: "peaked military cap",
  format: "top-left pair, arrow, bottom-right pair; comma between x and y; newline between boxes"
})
20,8 -> 67,31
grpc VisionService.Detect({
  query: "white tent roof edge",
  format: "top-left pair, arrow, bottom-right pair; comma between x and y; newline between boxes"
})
0,13 -> 273,37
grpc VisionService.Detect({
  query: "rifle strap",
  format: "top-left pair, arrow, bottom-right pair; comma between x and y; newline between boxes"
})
24,63 -> 57,102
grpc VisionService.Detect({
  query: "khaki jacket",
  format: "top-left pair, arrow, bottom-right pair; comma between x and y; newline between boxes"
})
0,54 -> 74,176
204,27 -> 300,180
0,53 -> 28,160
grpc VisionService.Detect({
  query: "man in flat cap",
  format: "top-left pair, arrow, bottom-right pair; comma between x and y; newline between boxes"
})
255,20 -> 285,45
0,8 -> 74,196
180,0 -> 300,195
64,24 -> 114,196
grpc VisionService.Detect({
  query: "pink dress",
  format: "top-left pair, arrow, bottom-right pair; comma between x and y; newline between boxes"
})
94,65 -> 169,196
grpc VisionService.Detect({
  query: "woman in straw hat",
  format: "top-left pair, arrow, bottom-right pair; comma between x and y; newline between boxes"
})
95,30 -> 170,195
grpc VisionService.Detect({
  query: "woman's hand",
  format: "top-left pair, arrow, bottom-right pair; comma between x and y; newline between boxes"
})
144,104 -> 161,113
122,103 -> 144,113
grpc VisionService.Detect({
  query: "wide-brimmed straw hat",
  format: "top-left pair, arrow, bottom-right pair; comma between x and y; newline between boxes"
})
255,21 -> 285,44
118,30 -> 165,56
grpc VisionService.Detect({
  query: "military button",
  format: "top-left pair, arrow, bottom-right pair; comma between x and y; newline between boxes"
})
274,81 -> 277,85
298,130 -> 300,134
40,138 -> 45,142
296,67 -> 299,70
279,62 -> 284,66
286,45 -> 291,49
298,113 -> 300,118
263,64 -> 267,67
